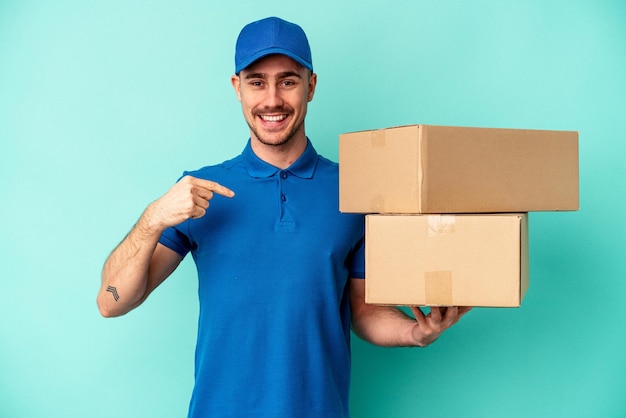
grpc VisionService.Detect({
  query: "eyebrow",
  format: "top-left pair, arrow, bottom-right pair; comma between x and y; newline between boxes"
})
244,71 -> 303,80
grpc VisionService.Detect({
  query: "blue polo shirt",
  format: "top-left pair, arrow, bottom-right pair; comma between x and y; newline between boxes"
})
159,139 -> 365,418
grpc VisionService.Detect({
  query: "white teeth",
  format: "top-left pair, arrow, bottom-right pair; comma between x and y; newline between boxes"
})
261,115 -> 287,122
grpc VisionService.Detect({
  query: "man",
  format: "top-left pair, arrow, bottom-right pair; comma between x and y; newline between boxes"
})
98,16 -> 471,417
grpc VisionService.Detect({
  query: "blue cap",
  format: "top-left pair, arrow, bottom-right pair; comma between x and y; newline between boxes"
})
235,17 -> 313,74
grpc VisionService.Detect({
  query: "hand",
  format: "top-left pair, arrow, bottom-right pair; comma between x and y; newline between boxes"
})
145,175 -> 235,230
409,306 -> 472,347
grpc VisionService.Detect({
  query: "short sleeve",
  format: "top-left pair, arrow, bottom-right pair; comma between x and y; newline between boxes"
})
348,236 -> 365,279
159,224 -> 193,257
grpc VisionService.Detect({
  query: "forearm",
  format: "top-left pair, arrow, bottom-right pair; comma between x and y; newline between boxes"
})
351,304 -> 421,347
349,278 -> 469,347
97,206 -> 164,317
97,176 -> 231,317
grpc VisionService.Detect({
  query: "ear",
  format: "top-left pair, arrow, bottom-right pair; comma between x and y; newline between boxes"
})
307,72 -> 317,102
231,74 -> 242,102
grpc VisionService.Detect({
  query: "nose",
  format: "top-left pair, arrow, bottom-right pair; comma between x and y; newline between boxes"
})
263,84 -> 284,109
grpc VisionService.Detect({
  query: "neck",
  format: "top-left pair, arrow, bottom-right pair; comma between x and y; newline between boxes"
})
250,134 -> 308,170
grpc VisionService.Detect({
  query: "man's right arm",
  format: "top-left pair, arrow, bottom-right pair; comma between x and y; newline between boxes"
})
97,207 -> 182,317
97,176 -> 235,317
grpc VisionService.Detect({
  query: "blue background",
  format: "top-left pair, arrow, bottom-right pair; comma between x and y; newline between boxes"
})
1,1 -> 625,416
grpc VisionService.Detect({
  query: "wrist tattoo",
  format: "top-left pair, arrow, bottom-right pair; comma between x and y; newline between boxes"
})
106,286 -> 119,302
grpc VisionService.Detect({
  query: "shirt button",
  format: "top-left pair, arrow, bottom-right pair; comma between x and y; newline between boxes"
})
281,194 -> 287,202
280,172 -> 288,179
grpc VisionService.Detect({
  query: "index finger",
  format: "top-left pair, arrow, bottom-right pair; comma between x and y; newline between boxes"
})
195,178 -> 235,198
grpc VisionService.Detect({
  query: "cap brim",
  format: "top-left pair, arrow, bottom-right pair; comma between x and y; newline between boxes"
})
235,47 -> 313,74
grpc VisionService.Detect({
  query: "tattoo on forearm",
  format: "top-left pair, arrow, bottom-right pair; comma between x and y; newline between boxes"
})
106,286 -> 119,302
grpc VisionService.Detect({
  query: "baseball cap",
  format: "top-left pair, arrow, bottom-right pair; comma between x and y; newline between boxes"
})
234,17 -> 313,74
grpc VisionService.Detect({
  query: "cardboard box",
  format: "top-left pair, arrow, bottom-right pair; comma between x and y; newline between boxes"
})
339,125 -> 579,213
365,213 -> 529,307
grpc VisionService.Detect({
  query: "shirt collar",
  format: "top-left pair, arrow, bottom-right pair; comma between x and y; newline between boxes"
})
243,138 -> 318,179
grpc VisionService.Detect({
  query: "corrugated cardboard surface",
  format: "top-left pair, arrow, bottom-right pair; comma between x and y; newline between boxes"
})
365,213 -> 529,307
339,124 -> 579,214
339,125 -> 422,213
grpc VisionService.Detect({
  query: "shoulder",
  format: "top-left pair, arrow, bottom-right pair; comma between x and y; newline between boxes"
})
315,154 -> 339,175
316,154 -> 337,168
182,154 -> 245,180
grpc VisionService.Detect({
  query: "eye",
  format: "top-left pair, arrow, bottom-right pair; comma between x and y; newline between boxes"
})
248,80 -> 264,88
281,79 -> 297,88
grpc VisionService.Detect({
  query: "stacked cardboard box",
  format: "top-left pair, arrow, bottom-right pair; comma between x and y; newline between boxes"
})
339,124 -> 579,307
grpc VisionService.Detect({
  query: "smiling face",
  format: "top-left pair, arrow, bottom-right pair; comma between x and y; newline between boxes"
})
232,54 -> 317,151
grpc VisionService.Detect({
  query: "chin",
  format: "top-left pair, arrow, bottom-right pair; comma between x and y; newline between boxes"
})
257,137 -> 292,147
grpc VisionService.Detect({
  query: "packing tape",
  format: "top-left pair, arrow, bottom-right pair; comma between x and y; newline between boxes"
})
428,215 -> 456,237
370,129 -> 386,147
425,271 -> 453,306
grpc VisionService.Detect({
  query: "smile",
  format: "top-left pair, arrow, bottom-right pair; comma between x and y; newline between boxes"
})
260,114 -> 288,122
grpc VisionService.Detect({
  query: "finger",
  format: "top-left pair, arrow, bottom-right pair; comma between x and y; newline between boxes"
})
195,178 -> 235,198
443,306 -> 472,327
429,306 -> 443,323
190,206 -> 207,219
442,306 -> 459,322
193,193 -> 211,209
457,306 -> 473,318
409,306 -> 427,323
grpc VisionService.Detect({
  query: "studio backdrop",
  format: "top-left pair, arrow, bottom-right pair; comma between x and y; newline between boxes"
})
1,1 -> 625,417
